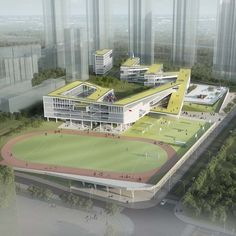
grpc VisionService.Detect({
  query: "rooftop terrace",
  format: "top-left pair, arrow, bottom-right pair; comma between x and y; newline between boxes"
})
145,64 -> 163,75
48,81 -> 112,102
122,57 -> 140,67
114,81 -> 178,105
152,69 -> 190,115
95,49 -> 112,56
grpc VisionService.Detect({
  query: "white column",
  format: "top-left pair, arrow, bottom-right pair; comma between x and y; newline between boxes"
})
47,117 -> 49,122
90,121 -> 92,129
153,187 -> 157,195
131,190 -> 134,199
106,186 -> 109,193
56,118 -> 58,123
119,189 -> 122,196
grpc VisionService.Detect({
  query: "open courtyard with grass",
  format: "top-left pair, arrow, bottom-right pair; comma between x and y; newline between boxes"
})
11,133 -> 169,173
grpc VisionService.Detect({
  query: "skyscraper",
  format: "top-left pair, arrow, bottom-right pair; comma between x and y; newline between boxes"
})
128,0 -> 154,65
42,0 -> 70,69
214,0 -> 236,80
172,0 -> 199,66
64,28 -> 89,81
86,0 -> 111,65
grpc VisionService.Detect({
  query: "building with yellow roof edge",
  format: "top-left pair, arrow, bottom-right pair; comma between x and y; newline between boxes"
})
120,57 -> 182,87
94,49 -> 113,75
43,68 -> 190,131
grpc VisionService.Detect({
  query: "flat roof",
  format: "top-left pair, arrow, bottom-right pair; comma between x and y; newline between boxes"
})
47,69 -> 190,108
95,49 -> 112,56
122,57 -> 140,67
145,64 -> 163,75
48,81 -> 112,102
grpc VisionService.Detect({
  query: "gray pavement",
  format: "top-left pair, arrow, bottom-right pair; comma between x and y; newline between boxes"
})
12,195 -> 134,236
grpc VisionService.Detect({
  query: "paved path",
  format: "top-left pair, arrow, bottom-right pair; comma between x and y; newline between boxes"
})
12,195 -> 134,236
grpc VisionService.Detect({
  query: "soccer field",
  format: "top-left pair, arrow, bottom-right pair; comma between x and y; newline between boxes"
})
124,114 -> 210,148
11,133 -> 168,173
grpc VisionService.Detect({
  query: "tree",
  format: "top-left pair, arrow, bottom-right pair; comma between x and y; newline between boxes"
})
105,203 -> 123,216
84,199 -> 93,211
0,166 -> 15,208
43,189 -> 53,201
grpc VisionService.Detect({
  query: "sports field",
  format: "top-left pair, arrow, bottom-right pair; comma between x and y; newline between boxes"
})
124,114 -> 210,149
11,133 -> 168,173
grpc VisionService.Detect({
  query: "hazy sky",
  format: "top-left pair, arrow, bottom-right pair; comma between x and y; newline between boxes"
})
0,0 -> 218,16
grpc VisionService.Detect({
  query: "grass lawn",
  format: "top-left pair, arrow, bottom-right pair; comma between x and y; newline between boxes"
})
0,120 -> 22,136
88,75 -> 148,99
0,121 -> 61,161
11,133 -> 168,173
124,114 -> 211,184
183,94 -> 226,113
124,114 -> 209,151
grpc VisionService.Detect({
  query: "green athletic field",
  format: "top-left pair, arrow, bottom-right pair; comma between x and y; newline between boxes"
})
124,114 -> 210,150
11,133 -> 168,173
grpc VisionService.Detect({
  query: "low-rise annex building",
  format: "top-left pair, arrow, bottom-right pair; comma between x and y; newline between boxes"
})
94,49 -> 113,75
120,57 -> 185,87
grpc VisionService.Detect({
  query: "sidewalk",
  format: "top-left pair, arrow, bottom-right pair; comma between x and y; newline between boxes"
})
174,202 -> 236,236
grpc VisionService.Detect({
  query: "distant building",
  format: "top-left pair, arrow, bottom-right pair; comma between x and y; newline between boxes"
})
128,0 -> 154,64
0,78 -> 65,113
86,0 -> 111,66
120,57 -> 148,83
42,0 -> 70,69
172,0 -> 199,66
94,49 -> 113,75
0,44 -> 41,88
120,58 -> 178,86
144,64 -> 164,86
64,28 -> 89,81
214,0 -> 236,81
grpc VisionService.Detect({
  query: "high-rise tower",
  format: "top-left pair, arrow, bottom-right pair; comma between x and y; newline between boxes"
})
86,0 -> 111,66
128,0 -> 154,65
172,0 -> 199,67
42,0 -> 70,69
64,28 -> 89,81
214,0 -> 236,80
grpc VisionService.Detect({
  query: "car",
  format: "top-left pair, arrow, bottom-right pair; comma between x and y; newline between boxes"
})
160,199 -> 167,206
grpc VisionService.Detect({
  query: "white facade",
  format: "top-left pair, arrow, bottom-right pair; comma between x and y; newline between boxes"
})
43,81 -> 176,127
120,59 -> 177,86
94,49 -> 113,75
120,65 -> 149,83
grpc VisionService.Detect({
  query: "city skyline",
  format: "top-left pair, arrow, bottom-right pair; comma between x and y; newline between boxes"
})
0,0 -> 218,17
